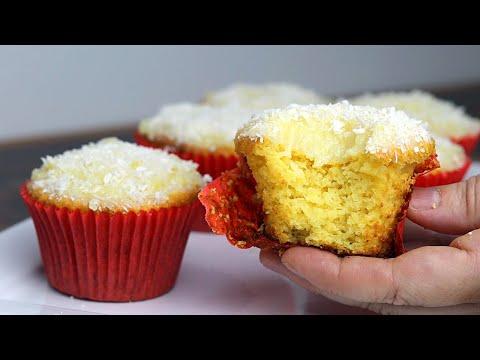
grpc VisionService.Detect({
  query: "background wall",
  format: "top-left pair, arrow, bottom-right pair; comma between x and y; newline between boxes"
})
1,45 -> 479,142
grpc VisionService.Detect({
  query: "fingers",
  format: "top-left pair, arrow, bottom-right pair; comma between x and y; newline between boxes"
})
279,247 -> 400,305
259,250 -> 319,294
408,175 -> 480,234
279,245 -> 478,307
260,250 -> 376,308
450,228 -> 480,253
366,303 -> 480,315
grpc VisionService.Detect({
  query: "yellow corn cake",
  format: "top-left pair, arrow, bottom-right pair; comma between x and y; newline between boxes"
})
234,102 -> 438,257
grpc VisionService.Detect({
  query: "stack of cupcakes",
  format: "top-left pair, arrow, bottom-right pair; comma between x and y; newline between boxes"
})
136,83 -> 330,230
350,90 -> 479,187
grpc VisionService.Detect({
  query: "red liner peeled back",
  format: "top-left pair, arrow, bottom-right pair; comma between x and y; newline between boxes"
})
451,133 -> 480,157
135,131 -> 238,232
415,158 -> 472,187
199,155 -> 440,258
21,183 -> 196,302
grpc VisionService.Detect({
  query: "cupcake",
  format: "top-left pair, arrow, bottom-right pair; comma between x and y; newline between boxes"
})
350,90 -> 480,155
136,103 -> 252,179
415,135 -> 471,187
199,102 -> 439,258
20,138 -> 210,302
136,103 -> 253,231
203,82 -> 330,109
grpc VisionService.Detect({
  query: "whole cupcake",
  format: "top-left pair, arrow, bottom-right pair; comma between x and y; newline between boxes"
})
20,138 -> 210,302
415,135 -> 471,187
199,102 -> 439,258
136,103 -> 253,179
350,90 -> 480,155
136,103 -> 253,231
203,82 -> 330,109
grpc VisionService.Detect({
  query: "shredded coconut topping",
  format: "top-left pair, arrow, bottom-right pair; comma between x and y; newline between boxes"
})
204,82 -> 330,110
350,90 -> 480,139
139,102 -> 253,151
237,102 -> 435,166
431,135 -> 466,171
29,138 -> 210,212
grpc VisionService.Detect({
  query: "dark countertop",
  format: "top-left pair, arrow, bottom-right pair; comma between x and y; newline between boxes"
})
2,84 -> 480,231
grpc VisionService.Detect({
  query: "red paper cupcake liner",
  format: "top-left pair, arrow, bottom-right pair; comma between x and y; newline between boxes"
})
135,131 -> 238,232
20,183 -> 196,302
415,158 -> 471,187
451,133 -> 480,156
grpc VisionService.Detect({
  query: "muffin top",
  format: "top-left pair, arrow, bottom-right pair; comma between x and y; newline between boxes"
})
139,103 -> 253,153
204,82 -> 330,110
349,90 -> 480,139
236,101 -> 436,167
28,138 -> 210,213
431,135 -> 467,173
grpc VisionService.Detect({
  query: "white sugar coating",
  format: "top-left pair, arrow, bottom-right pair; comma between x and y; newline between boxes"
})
432,135 -> 466,172
350,90 -> 480,139
29,138 -> 210,213
204,82 -> 330,110
237,102 -> 435,167
139,102 -> 254,151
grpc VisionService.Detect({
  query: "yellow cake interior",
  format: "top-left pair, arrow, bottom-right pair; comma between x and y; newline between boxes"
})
236,102 -> 437,257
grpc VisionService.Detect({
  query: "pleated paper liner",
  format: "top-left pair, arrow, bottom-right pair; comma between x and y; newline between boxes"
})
20,183 -> 196,302
415,158 -> 471,187
451,133 -> 480,156
135,131 -> 238,232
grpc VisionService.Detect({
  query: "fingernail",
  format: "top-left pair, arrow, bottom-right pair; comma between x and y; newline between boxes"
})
409,187 -> 441,211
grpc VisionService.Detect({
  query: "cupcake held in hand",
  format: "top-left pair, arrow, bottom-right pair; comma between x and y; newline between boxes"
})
21,138 -> 210,302
199,102 -> 439,258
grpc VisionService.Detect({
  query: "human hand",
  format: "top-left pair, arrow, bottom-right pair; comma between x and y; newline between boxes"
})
260,176 -> 480,314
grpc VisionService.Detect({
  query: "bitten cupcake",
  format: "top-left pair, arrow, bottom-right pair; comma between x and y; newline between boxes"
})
203,82 -> 330,109
415,135 -> 471,187
199,102 -> 439,258
20,138 -> 210,302
350,90 -> 480,155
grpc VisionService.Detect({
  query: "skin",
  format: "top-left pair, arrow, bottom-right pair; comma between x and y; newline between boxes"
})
260,175 -> 480,314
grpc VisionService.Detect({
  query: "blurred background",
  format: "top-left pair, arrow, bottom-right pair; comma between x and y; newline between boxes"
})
2,45 -> 480,229
1,45 -> 480,142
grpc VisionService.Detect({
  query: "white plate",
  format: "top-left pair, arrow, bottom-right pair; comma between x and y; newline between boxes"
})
1,162 -> 479,315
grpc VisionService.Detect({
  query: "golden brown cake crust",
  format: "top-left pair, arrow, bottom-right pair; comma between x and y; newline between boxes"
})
27,185 -> 199,215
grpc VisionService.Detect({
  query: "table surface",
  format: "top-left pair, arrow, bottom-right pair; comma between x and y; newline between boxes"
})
2,83 -> 480,231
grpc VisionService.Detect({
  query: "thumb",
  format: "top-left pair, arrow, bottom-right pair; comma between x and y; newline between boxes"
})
408,175 -> 480,235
